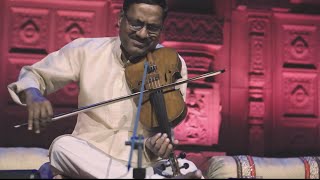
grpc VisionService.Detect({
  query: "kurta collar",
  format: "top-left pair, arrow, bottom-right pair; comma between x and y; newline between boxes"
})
112,36 -> 128,67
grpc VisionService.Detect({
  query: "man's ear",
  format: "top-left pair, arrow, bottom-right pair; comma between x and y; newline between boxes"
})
118,10 -> 124,27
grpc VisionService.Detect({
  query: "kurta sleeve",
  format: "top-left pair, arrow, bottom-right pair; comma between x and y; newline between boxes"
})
176,55 -> 188,101
7,38 -> 86,105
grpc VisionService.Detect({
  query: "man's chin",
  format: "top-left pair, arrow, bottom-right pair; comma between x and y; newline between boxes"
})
128,47 -> 148,58
129,53 -> 147,63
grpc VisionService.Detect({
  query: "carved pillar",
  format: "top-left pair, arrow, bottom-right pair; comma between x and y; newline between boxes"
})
161,12 -> 223,146
247,14 -> 269,155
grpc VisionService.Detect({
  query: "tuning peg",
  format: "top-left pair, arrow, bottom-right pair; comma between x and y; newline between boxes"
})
159,163 -> 170,171
159,164 -> 166,171
180,163 -> 189,170
178,152 -> 186,159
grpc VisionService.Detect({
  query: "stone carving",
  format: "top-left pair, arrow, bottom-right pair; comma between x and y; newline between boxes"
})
163,12 -> 223,44
290,36 -> 309,59
249,18 -> 267,33
182,54 -> 213,73
290,85 -> 309,107
55,10 -> 95,49
7,57 -> 38,89
166,43 -> 220,146
64,23 -> 85,43
283,25 -> 316,64
175,89 -> 207,143
7,56 -> 78,105
19,19 -> 40,44
249,101 -> 265,118
247,16 -> 268,155
174,86 -> 221,146
249,37 -> 265,74
283,72 -> 316,116
10,7 -> 49,53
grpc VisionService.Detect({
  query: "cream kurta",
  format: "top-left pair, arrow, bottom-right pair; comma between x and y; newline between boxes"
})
7,36 -> 188,167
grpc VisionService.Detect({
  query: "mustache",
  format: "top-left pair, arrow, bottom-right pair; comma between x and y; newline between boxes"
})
130,35 -> 151,44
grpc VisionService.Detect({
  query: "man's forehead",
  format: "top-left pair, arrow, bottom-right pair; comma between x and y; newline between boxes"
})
126,3 -> 164,19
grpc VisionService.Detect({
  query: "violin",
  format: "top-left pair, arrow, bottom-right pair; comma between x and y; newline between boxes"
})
124,47 -> 187,131
125,47 -> 189,177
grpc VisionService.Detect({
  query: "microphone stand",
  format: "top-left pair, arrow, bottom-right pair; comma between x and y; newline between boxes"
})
125,61 -> 149,179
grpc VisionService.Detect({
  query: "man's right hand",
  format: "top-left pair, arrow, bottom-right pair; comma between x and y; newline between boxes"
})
21,88 -> 53,134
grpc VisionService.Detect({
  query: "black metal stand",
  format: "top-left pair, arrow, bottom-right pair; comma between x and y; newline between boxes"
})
125,135 -> 146,179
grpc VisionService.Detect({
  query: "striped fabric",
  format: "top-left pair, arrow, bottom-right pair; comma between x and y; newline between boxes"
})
300,156 -> 320,179
231,155 -> 320,179
233,155 -> 256,178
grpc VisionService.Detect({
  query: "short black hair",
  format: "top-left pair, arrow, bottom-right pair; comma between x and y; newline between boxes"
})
123,0 -> 168,20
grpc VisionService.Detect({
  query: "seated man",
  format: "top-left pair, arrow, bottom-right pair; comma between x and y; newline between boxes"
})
8,0 -> 203,179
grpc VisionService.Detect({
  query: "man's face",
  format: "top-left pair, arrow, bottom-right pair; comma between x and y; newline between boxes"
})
118,3 -> 163,61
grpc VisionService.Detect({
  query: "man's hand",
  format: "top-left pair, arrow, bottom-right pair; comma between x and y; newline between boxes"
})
145,133 -> 178,159
21,87 -> 53,134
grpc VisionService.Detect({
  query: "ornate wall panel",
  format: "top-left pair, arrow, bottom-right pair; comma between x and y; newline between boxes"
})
175,85 -> 221,146
163,12 -> 223,45
272,13 -> 320,155
9,7 -> 49,54
55,10 -> 96,50
282,71 -> 317,117
282,25 -> 317,67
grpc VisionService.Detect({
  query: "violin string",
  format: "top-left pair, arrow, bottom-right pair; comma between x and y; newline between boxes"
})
149,51 -> 181,176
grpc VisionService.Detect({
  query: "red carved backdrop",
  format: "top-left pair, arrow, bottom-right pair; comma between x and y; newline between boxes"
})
224,1 -> 320,157
1,0 -> 320,175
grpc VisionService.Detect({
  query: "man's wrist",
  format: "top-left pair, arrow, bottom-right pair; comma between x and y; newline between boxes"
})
20,87 -> 42,103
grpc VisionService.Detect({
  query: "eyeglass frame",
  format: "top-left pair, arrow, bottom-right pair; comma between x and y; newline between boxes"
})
123,13 -> 163,36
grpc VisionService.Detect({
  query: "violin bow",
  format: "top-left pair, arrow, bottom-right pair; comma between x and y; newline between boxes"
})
14,69 -> 225,128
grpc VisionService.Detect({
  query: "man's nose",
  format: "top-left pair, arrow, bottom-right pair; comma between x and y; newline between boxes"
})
136,26 -> 149,39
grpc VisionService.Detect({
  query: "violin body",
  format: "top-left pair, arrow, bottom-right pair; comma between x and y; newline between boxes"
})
125,47 -> 189,177
124,47 -> 187,131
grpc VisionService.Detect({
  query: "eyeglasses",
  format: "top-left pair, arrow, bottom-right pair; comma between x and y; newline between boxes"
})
124,13 -> 162,36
